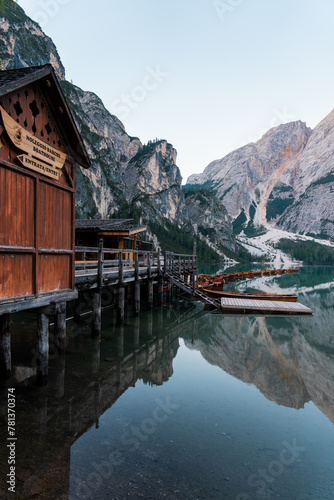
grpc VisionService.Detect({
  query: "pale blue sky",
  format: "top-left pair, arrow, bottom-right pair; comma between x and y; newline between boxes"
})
17,0 -> 334,182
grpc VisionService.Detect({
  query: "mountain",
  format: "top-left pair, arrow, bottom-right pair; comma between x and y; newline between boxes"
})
0,0 -> 236,259
187,113 -> 334,241
276,109 -> 334,238
0,0 -> 65,78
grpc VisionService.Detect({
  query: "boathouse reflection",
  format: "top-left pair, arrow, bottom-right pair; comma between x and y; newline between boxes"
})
0,310 -> 181,499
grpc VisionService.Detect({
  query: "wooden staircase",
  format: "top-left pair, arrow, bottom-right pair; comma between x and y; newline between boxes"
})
165,267 -> 220,309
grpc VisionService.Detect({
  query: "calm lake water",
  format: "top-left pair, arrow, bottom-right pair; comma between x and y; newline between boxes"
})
1,266 -> 334,499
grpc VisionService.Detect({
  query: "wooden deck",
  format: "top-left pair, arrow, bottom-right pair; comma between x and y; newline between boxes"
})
220,297 -> 313,315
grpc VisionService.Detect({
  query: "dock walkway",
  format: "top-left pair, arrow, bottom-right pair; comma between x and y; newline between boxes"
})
221,297 -> 313,315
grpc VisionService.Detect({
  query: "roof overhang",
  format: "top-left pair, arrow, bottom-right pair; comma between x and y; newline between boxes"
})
0,65 -> 91,169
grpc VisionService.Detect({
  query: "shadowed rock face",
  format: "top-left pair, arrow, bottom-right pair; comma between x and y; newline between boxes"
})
182,285 -> 334,423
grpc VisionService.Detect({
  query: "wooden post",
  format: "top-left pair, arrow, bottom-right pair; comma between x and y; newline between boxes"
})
74,294 -> 82,322
54,354 -> 66,399
54,302 -> 66,351
164,251 -> 167,277
147,252 -> 151,279
158,278 -> 164,306
37,388 -> 48,443
166,280 -> 172,303
118,251 -> 124,284
117,326 -> 124,358
0,314 -> 11,378
147,279 -> 154,310
193,240 -> 197,293
97,239 -> 104,288
134,316 -> 140,347
91,335 -> 101,374
36,310 -> 49,384
135,252 -> 139,281
133,235 -> 137,255
92,290 -> 102,336
117,285 -> 125,325
158,251 -> 161,276
147,310 -> 153,337
95,378 -> 101,429
134,281 -> 141,317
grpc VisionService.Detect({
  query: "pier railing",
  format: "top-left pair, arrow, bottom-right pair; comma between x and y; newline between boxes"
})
75,246 -> 163,285
163,251 -> 198,292
75,247 -> 198,289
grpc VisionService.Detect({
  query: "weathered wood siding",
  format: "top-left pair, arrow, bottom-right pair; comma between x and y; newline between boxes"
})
0,81 -> 76,302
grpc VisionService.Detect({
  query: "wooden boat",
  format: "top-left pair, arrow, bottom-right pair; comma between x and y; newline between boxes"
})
201,287 -> 298,302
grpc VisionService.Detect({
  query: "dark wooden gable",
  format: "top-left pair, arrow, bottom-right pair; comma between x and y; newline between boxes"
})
0,65 -> 90,304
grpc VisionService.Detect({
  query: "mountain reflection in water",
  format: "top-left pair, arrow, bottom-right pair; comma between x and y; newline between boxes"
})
0,266 -> 333,499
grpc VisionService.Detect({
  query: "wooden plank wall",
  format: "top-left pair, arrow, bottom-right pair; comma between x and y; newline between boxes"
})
0,81 -> 76,302
0,166 -> 35,248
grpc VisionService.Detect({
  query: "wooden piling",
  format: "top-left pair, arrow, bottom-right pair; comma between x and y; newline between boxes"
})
74,295 -> 82,322
92,290 -> 102,336
54,302 -> 67,351
158,278 -> 164,306
54,354 -> 66,399
117,327 -> 124,358
91,335 -> 101,374
147,311 -> 153,337
117,285 -> 125,325
166,280 -> 172,303
134,281 -> 141,317
147,280 -> 154,310
0,314 -> 11,378
36,310 -> 50,384
134,316 -> 140,347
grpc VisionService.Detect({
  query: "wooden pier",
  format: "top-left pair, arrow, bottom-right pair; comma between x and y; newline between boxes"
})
220,297 -> 313,315
1,244 -> 314,382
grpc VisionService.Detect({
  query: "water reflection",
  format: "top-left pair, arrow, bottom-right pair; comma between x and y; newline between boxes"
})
0,301 -> 192,499
0,268 -> 333,499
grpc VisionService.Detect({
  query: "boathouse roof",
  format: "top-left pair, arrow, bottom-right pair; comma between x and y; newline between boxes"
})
0,64 -> 91,169
75,219 -> 147,236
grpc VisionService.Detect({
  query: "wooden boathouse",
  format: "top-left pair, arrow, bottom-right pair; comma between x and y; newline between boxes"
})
0,65 -> 91,380
75,218 -> 151,261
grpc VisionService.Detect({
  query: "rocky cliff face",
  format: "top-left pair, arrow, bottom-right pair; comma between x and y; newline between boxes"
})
276,109 -> 334,237
187,121 -> 313,232
0,0 -> 65,78
0,1 -> 235,258
60,81 -> 142,219
123,140 -> 185,224
184,187 -> 235,252
187,113 -> 334,240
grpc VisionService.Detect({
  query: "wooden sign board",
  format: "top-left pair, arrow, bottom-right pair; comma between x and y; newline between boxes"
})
0,106 -> 66,179
17,154 -> 60,180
